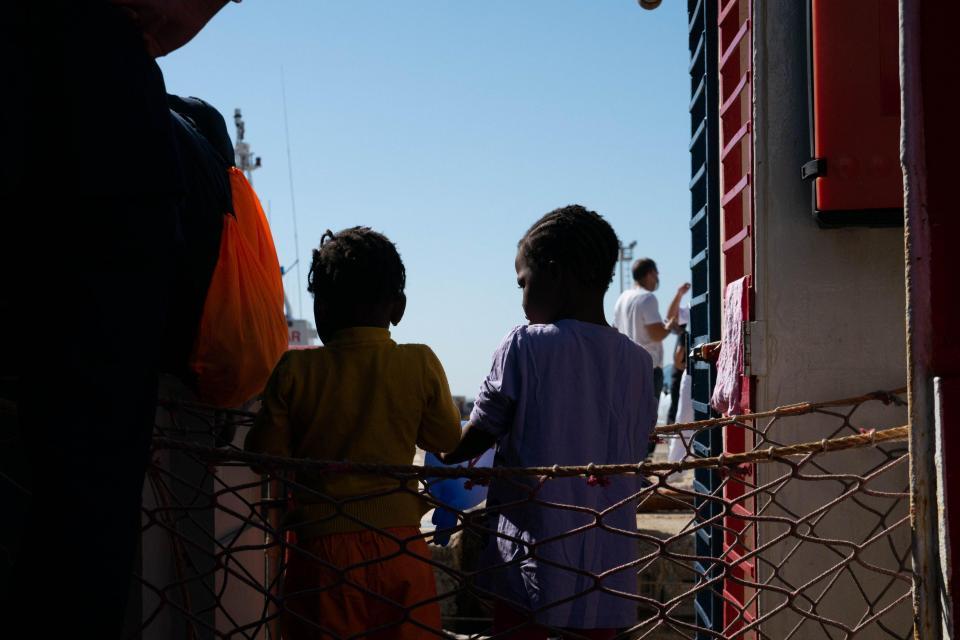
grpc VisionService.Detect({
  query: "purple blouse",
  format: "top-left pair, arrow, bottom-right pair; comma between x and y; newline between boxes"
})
469,320 -> 657,629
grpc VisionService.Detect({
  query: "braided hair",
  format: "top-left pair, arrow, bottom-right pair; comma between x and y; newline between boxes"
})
518,205 -> 620,290
307,227 -> 406,308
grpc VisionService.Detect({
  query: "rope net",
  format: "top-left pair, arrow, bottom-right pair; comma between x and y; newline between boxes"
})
134,388 -> 910,639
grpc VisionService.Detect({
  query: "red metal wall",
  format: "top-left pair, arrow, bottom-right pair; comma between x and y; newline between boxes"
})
717,0 -> 756,634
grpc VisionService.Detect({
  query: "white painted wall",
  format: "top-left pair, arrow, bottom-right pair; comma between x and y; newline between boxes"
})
751,2 -> 910,636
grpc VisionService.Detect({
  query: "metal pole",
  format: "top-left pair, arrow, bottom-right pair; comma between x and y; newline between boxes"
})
233,108 -> 262,185
618,241 -> 636,294
264,476 -> 284,640
901,0 -> 945,637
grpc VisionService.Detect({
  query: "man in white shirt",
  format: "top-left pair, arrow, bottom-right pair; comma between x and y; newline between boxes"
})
612,258 -> 689,403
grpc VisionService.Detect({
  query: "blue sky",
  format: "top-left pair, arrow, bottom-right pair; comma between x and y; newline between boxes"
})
160,0 -> 691,396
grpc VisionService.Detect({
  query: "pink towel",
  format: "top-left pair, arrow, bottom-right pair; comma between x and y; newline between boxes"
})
711,277 -> 747,415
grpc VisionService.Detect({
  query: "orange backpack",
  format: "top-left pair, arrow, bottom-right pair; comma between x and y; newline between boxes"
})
188,168 -> 288,407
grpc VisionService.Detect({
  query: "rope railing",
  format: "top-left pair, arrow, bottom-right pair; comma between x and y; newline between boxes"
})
151,425 -> 908,478
131,387 -> 911,639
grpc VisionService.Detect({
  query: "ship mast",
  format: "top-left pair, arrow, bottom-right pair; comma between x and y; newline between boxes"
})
233,108 -> 261,185
232,106 -> 317,346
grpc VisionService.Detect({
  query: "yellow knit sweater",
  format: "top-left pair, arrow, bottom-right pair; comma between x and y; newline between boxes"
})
244,327 -> 462,538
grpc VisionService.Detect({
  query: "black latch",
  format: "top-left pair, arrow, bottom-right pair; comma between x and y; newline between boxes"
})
801,158 -> 826,181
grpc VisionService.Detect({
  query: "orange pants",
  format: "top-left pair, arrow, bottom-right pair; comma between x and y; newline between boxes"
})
282,527 -> 442,639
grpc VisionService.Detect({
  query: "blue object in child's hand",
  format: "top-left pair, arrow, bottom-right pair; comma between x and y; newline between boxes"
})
424,422 -> 494,546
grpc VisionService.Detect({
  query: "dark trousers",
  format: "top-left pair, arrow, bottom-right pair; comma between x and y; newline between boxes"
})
2,4 -> 181,635
667,366 -> 684,424
648,367 -> 664,456
2,197 -> 177,637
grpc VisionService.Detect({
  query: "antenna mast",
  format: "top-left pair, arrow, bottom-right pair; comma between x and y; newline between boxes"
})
280,67 -> 304,320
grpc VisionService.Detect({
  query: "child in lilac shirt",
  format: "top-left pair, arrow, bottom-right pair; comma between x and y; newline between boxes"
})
443,205 -> 657,638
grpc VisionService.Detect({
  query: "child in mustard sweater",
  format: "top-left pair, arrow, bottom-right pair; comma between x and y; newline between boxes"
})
245,227 -> 461,639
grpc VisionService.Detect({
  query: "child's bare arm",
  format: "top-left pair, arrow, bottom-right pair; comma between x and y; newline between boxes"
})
440,422 -> 496,464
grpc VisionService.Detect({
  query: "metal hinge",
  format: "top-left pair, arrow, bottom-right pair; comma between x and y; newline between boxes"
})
743,321 -> 766,377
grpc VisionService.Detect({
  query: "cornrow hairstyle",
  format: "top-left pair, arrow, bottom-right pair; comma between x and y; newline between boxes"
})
632,257 -> 657,283
518,204 -> 620,290
307,226 -> 406,308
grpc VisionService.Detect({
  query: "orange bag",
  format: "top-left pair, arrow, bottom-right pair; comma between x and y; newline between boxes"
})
188,168 -> 288,407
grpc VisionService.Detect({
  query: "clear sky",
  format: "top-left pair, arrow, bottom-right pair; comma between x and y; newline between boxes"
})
159,0 -> 691,397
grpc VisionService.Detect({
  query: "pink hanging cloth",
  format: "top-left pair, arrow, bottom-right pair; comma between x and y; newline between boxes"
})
711,277 -> 748,416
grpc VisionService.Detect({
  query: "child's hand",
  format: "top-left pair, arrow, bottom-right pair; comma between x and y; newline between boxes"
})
440,423 -> 496,465
677,282 -> 691,296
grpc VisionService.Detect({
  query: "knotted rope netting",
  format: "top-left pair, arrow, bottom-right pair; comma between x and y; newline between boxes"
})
134,388 -> 910,639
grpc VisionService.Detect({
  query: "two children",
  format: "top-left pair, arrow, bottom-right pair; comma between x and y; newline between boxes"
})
246,207 -> 656,638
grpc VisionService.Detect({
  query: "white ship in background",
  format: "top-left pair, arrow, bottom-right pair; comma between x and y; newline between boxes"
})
234,108 -> 318,349
284,293 -> 318,348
